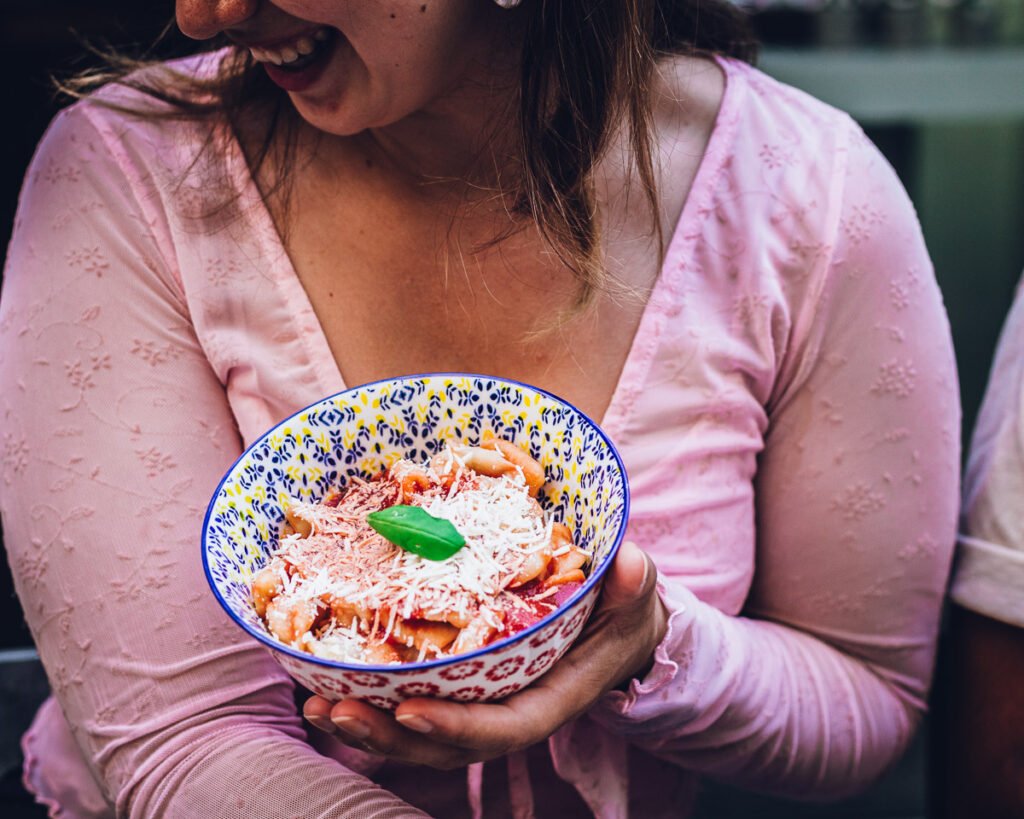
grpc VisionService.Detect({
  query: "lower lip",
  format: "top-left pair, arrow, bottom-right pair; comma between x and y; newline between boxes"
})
262,35 -> 338,93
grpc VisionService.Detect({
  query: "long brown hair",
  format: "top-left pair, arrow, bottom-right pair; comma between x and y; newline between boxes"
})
59,2 -> 756,310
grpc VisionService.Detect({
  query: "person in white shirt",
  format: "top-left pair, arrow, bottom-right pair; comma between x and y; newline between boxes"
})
943,274 -> 1024,816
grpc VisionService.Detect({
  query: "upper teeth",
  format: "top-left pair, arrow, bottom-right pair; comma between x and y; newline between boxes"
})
251,28 -> 331,65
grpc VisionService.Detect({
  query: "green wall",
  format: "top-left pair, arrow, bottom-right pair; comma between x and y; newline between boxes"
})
917,121 -> 1024,442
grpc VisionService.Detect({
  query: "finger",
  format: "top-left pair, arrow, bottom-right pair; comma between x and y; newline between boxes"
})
396,549 -> 662,751
600,540 -> 656,610
397,673 -> 578,753
303,694 -> 337,734
328,699 -> 486,769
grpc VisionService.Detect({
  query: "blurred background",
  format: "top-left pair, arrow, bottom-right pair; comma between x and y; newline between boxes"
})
1,1 -> 1022,816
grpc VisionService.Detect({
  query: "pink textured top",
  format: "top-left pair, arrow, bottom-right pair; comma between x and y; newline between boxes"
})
0,54 -> 960,818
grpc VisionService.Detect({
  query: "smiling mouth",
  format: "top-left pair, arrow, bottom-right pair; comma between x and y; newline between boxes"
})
248,27 -> 338,72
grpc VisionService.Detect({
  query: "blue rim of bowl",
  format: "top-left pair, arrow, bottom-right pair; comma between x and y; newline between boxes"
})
202,372 -> 631,674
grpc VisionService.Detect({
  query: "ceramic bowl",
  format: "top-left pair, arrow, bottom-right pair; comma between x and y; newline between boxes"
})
202,373 -> 629,708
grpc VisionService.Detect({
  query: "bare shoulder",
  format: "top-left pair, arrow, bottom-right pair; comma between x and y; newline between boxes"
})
612,54 -> 725,243
650,53 -> 727,153
594,54 -> 727,288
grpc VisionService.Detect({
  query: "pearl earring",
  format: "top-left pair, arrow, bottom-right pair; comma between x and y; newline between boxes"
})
494,0 -> 523,8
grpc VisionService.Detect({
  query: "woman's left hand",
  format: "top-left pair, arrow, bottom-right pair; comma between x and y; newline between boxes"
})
303,540 -> 668,769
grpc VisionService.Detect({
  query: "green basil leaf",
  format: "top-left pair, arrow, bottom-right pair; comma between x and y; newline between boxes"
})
367,505 -> 467,561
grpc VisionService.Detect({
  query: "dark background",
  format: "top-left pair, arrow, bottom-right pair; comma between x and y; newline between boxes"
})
1,3 -> 1023,818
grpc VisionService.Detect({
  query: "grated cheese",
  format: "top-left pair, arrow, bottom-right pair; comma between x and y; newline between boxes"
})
255,443 -> 586,663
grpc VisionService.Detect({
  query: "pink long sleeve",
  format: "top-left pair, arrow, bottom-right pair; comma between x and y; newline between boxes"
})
0,103 -> 428,818
589,89 -> 960,797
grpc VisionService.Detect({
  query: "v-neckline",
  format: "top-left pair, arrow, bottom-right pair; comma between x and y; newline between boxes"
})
224,56 -> 744,442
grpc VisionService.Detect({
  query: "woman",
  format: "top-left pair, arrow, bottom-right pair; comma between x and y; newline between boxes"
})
0,1 -> 959,816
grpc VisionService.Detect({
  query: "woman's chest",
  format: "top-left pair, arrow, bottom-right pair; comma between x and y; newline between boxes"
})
216,246 -> 762,616
279,187 -> 660,423
198,170 -> 785,617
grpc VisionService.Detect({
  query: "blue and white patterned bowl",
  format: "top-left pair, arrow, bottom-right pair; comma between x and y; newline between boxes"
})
202,374 -> 630,707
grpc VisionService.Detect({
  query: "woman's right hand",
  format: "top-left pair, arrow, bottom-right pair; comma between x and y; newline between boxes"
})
303,540 -> 668,769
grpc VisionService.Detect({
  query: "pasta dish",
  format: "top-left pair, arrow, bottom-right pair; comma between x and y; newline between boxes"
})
250,433 -> 589,664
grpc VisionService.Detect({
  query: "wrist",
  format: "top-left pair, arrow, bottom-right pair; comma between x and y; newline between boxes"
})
638,594 -> 671,677
615,589 -> 670,690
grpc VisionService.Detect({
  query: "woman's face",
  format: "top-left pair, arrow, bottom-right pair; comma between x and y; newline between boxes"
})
175,1 -> 512,136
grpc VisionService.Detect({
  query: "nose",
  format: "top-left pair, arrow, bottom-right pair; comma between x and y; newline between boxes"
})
176,0 -> 260,40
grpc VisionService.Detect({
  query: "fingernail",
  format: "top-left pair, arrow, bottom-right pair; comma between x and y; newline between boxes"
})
305,714 -> 335,734
626,541 -> 649,590
332,716 -> 371,739
396,713 -> 434,734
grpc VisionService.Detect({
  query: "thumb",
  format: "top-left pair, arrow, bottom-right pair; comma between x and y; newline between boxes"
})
600,541 -> 655,610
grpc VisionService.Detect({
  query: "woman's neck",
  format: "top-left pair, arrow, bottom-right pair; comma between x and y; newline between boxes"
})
302,27 -> 524,198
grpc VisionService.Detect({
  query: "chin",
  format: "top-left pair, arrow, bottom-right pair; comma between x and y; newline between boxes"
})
289,85 -> 407,138
288,94 -> 367,137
